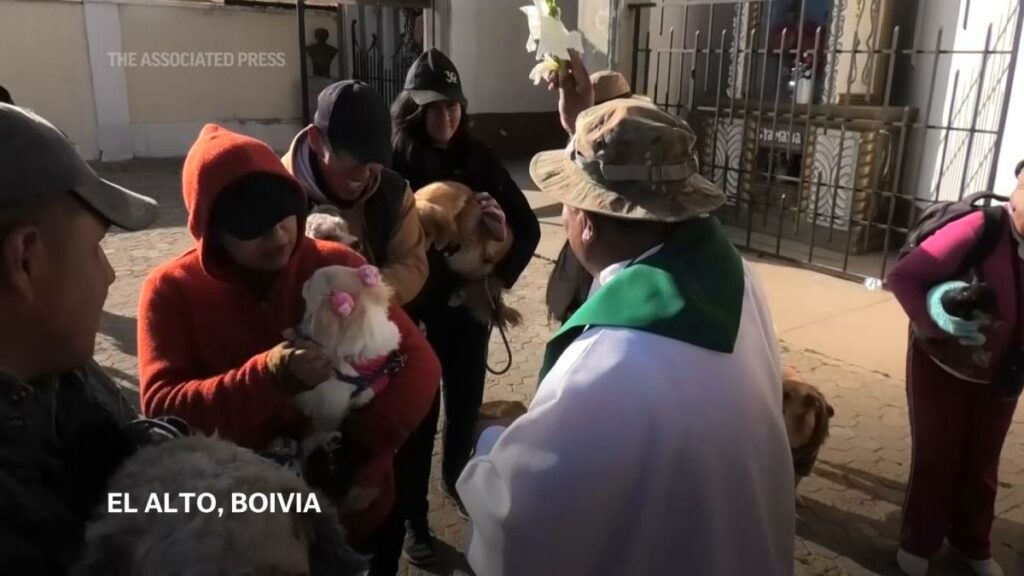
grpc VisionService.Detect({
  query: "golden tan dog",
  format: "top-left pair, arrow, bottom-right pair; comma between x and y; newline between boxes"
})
415,181 -> 522,328
473,400 -> 529,444
782,366 -> 834,499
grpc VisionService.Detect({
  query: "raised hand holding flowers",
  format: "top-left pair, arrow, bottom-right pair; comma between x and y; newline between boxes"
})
521,0 -> 583,85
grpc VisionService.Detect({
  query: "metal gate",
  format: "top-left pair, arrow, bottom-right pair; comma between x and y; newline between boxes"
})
627,0 -> 1024,285
341,0 -> 434,105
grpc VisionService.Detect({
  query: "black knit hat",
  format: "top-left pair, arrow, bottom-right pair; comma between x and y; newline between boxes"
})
404,49 -> 466,107
313,80 -> 392,168
211,172 -> 307,241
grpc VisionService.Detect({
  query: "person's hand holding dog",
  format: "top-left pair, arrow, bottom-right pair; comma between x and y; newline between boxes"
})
477,192 -> 508,242
267,329 -> 334,394
926,281 -> 991,346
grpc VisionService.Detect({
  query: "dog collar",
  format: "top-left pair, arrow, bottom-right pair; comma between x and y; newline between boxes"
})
333,350 -> 407,396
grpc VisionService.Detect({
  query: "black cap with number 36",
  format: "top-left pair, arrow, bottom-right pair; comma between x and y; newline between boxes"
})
404,49 -> 467,108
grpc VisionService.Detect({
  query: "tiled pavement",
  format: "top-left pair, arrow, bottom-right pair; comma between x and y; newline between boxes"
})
94,159 -> 1024,576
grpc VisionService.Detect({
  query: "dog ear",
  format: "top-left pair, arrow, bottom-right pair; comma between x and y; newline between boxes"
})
313,299 -> 340,351
367,278 -> 394,307
416,203 -> 458,249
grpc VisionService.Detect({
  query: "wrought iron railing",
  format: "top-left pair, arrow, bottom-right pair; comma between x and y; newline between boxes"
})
627,0 -> 1023,284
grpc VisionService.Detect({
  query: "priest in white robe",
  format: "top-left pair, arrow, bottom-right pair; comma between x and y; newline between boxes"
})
456,99 -> 795,576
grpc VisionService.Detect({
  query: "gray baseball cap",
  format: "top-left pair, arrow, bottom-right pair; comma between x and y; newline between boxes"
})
0,103 -> 157,230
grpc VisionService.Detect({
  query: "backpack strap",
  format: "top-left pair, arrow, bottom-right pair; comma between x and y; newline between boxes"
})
362,169 -> 406,266
962,205 -> 1006,277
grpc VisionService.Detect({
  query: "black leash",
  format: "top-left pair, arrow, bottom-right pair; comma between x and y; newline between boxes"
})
485,277 -> 514,376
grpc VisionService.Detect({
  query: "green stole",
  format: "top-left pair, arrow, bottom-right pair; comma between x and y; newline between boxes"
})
539,216 -> 746,381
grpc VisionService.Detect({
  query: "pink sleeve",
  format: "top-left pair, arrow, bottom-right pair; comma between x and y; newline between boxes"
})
885,211 -> 985,337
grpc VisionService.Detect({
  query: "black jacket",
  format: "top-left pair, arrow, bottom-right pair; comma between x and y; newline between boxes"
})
0,363 -> 137,575
394,137 -> 541,319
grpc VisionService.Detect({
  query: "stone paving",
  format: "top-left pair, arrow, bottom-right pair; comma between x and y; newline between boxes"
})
93,159 -> 1024,576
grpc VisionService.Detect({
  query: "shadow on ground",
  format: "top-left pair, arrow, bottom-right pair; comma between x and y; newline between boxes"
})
407,538 -> 473,576
798,461 -> 1024,575
101,310 -> 138,356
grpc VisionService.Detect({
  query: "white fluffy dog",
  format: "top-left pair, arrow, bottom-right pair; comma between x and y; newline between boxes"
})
74,434 -> 365,576
294,264 -> 402,458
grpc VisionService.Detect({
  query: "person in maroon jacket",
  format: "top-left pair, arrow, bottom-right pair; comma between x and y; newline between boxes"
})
886,169 -> 1024,576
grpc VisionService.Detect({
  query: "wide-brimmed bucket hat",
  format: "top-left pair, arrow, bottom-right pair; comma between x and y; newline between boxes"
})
530,99 -> 725,222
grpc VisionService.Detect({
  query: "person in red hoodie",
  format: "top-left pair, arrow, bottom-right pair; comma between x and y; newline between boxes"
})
136,124 -> 440,555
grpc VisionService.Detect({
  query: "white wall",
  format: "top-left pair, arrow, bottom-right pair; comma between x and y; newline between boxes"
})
994,23 -> 1024,194
2,0 -> 568,158
0,0 -> 100,159
0,0 -> 339,159
449,0 -> 576,114
116,2 -> 336,156
926,0 -> 1019,200
900,0 -> 961,202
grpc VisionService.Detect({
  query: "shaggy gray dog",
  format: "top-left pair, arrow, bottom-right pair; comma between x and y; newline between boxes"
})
74,435 -> 365,576
305,205 -> 358,246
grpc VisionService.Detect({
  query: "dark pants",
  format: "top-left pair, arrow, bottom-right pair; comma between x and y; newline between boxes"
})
428,305 -> 491,491
359,507 -> 400,575
901,341 -> 1018,559
368,305 -> 489,575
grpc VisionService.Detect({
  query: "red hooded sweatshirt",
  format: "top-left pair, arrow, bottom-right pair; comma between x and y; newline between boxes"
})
137,124 -> 440,542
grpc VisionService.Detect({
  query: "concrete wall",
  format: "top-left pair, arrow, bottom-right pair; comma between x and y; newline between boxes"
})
2,0 -> 566,159
936,0 -> 1020,197
115,2 -> 336,157
449,0 -> 576,114
900,0 -> 1020,201
1,0 -> 346,159
0,0 -> 100,159
994,19 -> 1024,194
897,0 -> 960,202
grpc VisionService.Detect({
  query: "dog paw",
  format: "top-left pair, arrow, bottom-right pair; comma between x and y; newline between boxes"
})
351,389 -> 375,408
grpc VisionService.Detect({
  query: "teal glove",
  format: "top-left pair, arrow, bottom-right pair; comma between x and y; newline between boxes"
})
926,280 -> 987,346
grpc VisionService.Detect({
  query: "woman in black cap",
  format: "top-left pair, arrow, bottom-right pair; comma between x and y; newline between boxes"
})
384,48 -> 540,570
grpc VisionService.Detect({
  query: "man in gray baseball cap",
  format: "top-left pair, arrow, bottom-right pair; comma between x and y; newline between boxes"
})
0,103 -> 157,574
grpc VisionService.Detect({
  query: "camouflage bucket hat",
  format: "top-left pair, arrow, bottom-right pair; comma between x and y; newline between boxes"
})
530,99 -> 726,223
590,70 -> 649,105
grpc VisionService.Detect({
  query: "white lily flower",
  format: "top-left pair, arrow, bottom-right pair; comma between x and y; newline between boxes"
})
538,20 -> 582,61
529,57 -> 561,85
520,5 -> 541,52
521,0 -> 583,82
521,6 -> 582,58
